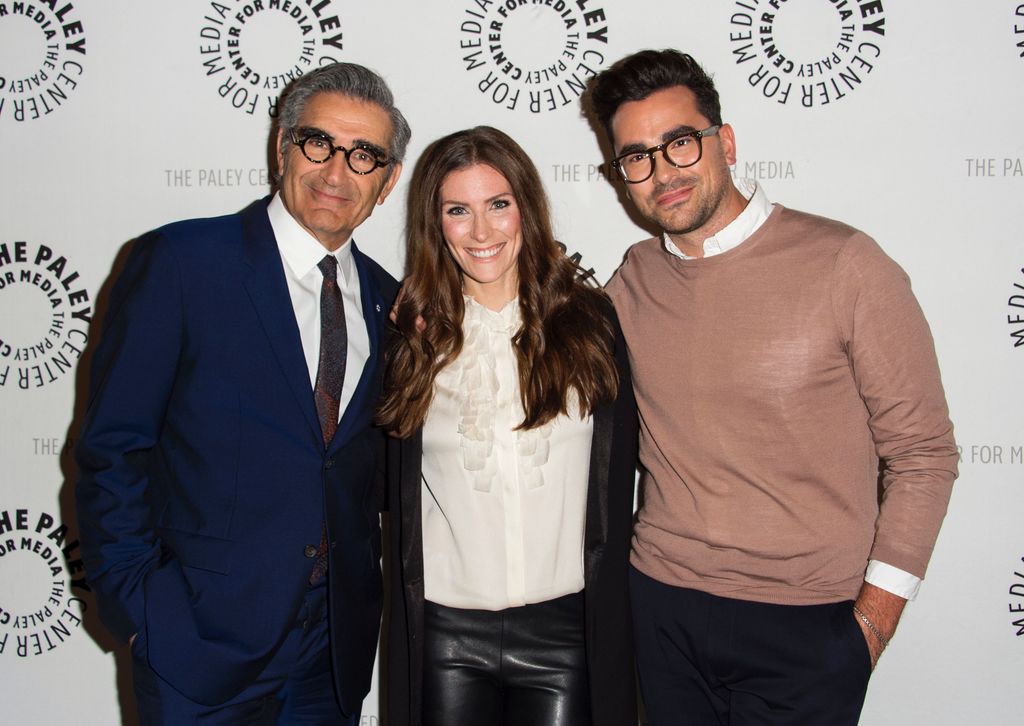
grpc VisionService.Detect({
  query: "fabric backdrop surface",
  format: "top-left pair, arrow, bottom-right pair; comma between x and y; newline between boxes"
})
1,2 -> 1022,723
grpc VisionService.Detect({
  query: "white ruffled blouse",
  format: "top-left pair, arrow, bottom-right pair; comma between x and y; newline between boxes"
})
421,296 -> 594,610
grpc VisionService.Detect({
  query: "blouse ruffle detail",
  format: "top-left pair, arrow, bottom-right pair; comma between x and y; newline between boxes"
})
447,296 -> 552,492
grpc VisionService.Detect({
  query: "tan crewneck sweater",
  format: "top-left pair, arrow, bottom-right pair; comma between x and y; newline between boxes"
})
607,205 -> 957,605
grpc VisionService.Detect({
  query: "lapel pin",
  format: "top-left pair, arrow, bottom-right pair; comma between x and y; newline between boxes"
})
375,304 -> 382,312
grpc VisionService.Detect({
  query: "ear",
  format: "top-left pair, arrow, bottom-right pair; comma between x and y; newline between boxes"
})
275,128 -> 287,178
377,162 -> 403,206
718,123 -> 738,166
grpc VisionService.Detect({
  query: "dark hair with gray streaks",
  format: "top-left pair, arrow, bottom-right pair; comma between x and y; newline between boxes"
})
277,62 -> 412,167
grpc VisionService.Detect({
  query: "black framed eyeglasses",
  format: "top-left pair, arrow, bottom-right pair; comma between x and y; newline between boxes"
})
610,125 -> 722,183
289,130 -> 392,174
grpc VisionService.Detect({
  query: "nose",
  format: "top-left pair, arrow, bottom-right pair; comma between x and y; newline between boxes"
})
319,152 -> 351,187
651,152 -> 677,186
470,213 -> 491,243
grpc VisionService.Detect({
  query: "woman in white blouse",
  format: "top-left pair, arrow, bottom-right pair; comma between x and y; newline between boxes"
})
378,126 -> 638,726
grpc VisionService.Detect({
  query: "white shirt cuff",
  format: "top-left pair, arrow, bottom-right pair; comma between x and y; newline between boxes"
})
865,560 -> 921,600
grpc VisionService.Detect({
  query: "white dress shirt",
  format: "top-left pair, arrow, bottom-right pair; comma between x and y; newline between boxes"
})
665,178 -> 921,601
421,297 -> 594,610
267,193 -> 369,421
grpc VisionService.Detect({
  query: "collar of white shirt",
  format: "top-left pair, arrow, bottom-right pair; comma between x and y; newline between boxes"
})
663,178 -> 772,260
268,192 -> 356,285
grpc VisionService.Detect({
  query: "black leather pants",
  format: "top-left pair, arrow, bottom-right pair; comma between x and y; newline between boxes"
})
422,591 -> 591,726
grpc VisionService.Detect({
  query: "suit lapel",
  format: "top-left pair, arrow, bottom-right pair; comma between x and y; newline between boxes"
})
240,199 -> 322,445
332,241 -> 387,448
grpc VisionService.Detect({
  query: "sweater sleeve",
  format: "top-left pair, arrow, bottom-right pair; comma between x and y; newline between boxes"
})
831,234 -> 958,579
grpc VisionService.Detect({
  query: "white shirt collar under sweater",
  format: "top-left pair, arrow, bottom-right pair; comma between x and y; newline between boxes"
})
663,178 -> 772,260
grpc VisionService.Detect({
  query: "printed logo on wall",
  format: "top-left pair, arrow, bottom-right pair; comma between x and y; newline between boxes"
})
956,443 -> 1023,466
0,241 -> 92,391
198,0 -> 345,118
1009,556 -> 1024,637
1009,266 -> 1024,349
556,240 -> 597,284
1015,4 -> 1024,60
0,1 -> 87,124
731,160 -> 796,181
728,0 -> 886,108
457,0 -> 609,114
0,508 -> 89,658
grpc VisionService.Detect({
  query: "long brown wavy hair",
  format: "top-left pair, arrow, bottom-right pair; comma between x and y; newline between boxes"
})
377,126 -> 618,438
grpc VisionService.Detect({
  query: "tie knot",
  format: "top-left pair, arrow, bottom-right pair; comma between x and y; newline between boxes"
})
318,254 -> 338,282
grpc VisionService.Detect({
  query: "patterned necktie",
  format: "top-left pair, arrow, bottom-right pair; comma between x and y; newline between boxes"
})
310,254 -> 347,583
314,254 -> 347,444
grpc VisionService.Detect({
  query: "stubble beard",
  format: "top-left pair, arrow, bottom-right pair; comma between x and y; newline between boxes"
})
655,174 -> 729,239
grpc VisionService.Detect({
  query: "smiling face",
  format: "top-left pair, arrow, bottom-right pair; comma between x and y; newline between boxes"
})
276,91 -> 402,251
439,163 -> 523,310
610,85 -> 746,257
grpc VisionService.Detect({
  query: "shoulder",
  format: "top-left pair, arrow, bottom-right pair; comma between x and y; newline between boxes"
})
143,199 -> 265,259
772,205 -> 906,280
157,213 -> 241,241
769,204 -> 872,254
759,205 -> 903,282
565,275 -> 618,327
620,236 -> 663,265
353,244 -> 400,299
605,236 -> 661,298
833,233 -> 910,302
569,285 -> 626,369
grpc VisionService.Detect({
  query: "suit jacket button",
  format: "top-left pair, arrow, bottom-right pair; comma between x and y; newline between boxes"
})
324,458 -> 335,469
304,545 -> 317,558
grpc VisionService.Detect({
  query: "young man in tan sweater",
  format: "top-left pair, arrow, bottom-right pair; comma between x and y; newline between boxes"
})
587,50 -> 957,725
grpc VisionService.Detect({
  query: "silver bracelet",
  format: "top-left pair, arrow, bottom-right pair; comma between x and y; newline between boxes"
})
852,605 -> 889,648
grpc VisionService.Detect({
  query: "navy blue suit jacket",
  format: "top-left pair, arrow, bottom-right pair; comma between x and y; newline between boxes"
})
75,198 -> 398,712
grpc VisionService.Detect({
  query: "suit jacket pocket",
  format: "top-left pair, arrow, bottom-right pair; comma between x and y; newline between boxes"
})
158,527 -> 233,575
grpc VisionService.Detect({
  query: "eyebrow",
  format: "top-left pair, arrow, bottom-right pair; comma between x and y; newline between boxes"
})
294,126 -> 389,158
295,125 -> 331,140
617,124 -> 700,156
441,191 -> 515,207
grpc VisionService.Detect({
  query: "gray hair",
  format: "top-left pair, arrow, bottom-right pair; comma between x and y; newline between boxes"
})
277,62 -> 412,164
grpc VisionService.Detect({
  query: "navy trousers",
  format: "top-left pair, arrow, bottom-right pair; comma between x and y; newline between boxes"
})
631,566 -> 872,726
132,581 -> 361,725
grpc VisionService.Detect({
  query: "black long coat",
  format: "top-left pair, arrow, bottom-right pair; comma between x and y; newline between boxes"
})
383,304 -> 639,726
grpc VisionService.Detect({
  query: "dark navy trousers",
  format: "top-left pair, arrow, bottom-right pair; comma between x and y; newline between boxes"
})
132,580 -> 361,725
631,566 -> 872,726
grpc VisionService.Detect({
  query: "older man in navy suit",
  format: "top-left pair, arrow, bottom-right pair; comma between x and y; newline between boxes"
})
76,62 -> 410,724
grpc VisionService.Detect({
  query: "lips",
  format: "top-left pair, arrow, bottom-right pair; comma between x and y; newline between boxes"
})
465,242 -> 505,259
655,184 -> 694,207
308,183 -> 351,205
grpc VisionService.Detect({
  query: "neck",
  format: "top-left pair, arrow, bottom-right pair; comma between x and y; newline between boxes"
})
465,287 -> 516,312
464,273 -> 518,311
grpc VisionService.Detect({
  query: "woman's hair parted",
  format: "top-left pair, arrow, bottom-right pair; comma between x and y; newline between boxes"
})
377,126 -> 618,438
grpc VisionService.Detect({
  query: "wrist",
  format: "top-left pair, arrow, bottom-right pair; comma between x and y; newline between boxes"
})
852,605 -> 889,649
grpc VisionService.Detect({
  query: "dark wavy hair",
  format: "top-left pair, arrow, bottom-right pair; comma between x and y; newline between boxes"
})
377,126 -> 618,438
587,49 -> 722,142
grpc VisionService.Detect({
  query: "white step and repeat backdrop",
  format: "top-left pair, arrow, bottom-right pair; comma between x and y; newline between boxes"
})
2,2 -> 1022,724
